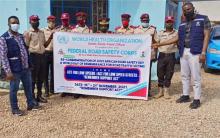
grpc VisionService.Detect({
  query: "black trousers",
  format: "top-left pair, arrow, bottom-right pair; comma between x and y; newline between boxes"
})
30,53 -> 46,98
44,51 -> 54,93
157,52 -> 175,88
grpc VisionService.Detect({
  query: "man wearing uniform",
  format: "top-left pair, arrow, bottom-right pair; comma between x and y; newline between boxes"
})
152,3 -> 211,109
134,13 -> 158,97
56,13 -> 72,32
56,13 -> 72,97
71,11 -> 92,98
115,14 -> 134,34
42,15 -> 56,97
24,15 -> 49,103
96,18 -> 112,33
153,16 -> 178,99
72,12 -> 92,33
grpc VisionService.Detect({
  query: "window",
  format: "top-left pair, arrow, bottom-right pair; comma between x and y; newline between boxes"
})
51,0 -> 93,26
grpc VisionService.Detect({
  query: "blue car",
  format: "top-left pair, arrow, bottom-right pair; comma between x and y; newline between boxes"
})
204,25 -> 220,72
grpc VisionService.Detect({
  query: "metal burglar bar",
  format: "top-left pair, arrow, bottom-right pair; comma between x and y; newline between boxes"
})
92,0 -> 108,32
50,0 -> 108,32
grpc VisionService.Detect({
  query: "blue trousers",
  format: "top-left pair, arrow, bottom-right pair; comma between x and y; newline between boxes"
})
9,69 -> 35,111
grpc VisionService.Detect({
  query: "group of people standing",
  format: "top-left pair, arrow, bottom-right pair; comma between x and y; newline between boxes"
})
0,2 -> 210,116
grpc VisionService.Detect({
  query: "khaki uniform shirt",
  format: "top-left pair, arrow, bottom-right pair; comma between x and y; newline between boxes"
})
55,25 -> 72,32
134,25 -> 158,60
115,26 -> 134,34
158,30 -> 178,53
42,27 -> 55,51
24,28 -> 46,54
71,25 -> 91,33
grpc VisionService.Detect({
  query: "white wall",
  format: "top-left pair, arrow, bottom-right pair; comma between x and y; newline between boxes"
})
192,1 -> 220,21
0,0 -> 50,35
0,0 -> 27,34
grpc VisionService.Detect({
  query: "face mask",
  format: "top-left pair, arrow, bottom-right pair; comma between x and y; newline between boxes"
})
62,20 -> 69,27
48,22 -> 55,29
165,23 -> 173,29
31,22 -> 39,29
122,20 -> 129,28
141,22 -> 149,28
99,25 -> 109,33
184,10 -> 194,21
77,19 -> 86,26
10,24 -> 20,32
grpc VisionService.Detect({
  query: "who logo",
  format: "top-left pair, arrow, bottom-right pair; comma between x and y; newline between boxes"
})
57,35 -> 69,44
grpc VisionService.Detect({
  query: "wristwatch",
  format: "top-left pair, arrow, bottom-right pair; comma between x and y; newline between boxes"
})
201,51 -> 206,55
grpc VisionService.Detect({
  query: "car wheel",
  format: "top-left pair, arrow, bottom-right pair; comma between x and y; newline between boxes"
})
203,63 -> 212,73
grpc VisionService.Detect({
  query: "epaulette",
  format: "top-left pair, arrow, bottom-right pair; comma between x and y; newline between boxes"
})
88,26 -> 93,33
96,31 -> 101,33
115,26 -> 121,31
150,25 -> 156,29
130,25 -> 138,29
55,25 -> 61,29
107,31 -> 113,34
70,25 -> 76,30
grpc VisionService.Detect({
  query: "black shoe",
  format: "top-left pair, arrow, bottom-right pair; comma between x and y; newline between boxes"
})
61,93 -> 67,97
176,95 -> 190,103
189,100 -> 201,109
50,89 -> 54,94
73,94 -> 81,99
44,93 -> 49,98
27,105 -> 41,111
148,92 -> 152,97
37,96 -> 48,103
12,109 -> 25,116
32,100 -> 39,106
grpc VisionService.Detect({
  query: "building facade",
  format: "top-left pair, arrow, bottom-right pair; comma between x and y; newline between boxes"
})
0,0 -> 182,83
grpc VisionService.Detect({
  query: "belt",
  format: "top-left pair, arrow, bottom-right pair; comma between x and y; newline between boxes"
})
45,50 -> 53,54
159,52 -> 175,57
30,53 -> 44,56
184,45 -> 190,48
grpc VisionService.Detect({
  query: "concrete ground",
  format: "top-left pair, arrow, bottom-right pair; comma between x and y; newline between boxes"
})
0,65 -> 220,138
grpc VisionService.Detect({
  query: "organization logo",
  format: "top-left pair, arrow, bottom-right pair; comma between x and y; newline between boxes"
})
196,21 -> 201,27
140,51 -> 145,58
58,49 -> 65,55
57,35 -> 69,44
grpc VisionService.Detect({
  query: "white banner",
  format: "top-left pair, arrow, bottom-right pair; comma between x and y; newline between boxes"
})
54,32 -> 152,100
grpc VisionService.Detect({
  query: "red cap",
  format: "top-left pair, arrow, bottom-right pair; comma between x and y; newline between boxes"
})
75,12 -> 87,17
47,15 -> 56,20
61,13 -> 70,20
29,15 -> 40,21
121,14 -> 131,20
165,16 -> 174,22
140,13 -> 149,20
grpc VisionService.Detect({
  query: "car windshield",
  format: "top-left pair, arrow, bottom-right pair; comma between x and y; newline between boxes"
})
212,27 -> 220,40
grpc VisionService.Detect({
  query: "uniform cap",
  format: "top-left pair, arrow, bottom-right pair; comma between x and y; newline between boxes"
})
47,15 -> 56,20
140,13 -> 149,20
29,15 -> 40,21
98,17 -> 110,25
121,14 -> 131,20
75,12 -> 87,17
165,16 -> 174,22
61,13 -> 70,20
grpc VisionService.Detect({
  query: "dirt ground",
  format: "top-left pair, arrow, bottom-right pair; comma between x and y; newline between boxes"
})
0,65 -> 220,138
